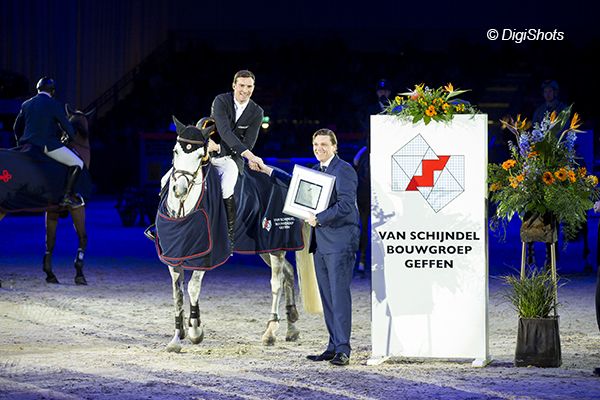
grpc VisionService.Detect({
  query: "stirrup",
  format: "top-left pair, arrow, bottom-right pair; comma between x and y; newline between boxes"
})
59,194 -> 85,208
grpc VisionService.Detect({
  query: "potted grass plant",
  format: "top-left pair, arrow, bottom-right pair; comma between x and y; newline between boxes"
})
503,267 -> 562,367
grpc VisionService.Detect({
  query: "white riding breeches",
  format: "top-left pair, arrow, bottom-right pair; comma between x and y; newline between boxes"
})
211,156 -> 238,198
44,146 -> 84,169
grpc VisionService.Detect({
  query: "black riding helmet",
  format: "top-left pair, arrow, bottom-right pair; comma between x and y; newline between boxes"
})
196,117 -> 218,142
36,76 -> 56,96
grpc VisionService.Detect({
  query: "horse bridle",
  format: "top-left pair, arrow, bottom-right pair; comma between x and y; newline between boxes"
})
171,137 -> 209,217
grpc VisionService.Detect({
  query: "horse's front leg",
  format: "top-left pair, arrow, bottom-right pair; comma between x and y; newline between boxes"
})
260,252 -> 284,346
281,256 -> 300,342
167,266 -> 186,353
187,270 -> 206,344
43,211 -> 60,284
70,207 -> 88,285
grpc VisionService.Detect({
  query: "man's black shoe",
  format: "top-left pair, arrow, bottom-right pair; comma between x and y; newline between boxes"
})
306,351 -> 335,362
329,352 -> 350,366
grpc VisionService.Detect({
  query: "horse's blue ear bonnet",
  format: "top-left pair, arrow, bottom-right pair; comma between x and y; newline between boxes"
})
172,116 -> 206,153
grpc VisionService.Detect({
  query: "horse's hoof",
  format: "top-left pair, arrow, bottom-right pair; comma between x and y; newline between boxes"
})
188,319 -> 204,344
46,275 -> 59,284
286,305 -> 299,323
262,334 -> 276,346
74,275 -> 87,285
166,342 -> 182,353
285,327 -> 300,342
262,320 -> 279,346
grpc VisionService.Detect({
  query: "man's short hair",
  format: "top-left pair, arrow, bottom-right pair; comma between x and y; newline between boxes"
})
233,70 -> 256,85
312,128 -> 338,147
541,80 -> 559,91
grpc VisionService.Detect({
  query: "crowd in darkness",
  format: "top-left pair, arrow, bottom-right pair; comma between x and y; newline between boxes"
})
2,31 -> 598,195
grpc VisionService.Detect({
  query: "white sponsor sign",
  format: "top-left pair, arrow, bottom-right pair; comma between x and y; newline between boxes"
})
370,114 -> 490,367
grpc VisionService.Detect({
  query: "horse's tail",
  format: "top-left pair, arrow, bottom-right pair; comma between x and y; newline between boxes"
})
295,222 -> 322,315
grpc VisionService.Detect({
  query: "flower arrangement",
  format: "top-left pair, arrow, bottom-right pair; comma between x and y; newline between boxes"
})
383,83 -> 478,124
488,105 -> 599,240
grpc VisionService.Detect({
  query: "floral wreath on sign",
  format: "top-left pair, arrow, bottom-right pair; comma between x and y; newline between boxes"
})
488,105 -> 600,241
383,83 -> 479,124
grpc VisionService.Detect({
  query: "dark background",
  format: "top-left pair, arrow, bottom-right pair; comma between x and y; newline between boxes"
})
1,1 -> 599,273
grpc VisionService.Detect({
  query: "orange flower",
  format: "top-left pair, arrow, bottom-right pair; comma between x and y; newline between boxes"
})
425,105 -> 437,117
516,174 -> 525,182
444,83 -> 454,93
570,112 -> 582,130
527,151 -> 539,158
509,177 -> 519,188
542,171 -> 555,185
549,111 -> 557,124
501,159 -> 516,170
567,170 -> 576,183
554,168 -> 568,181
578,167 -> 587,177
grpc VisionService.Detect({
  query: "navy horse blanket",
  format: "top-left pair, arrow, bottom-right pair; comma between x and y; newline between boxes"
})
0,145 -> 92,213
155,164 -> 230,270
234,165 -> 304,254
154,163 -> 304,270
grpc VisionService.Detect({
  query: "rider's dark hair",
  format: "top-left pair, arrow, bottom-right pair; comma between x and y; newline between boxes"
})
232,70 -> 255,85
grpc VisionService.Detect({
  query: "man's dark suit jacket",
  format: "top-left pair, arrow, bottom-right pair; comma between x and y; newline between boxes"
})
13,93 -> 75,151
272,155 -> 360,254
211,92 -> 264,174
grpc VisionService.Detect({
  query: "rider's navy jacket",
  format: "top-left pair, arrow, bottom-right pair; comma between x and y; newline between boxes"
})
14,93 -> 75,151
211,92 -> 263,174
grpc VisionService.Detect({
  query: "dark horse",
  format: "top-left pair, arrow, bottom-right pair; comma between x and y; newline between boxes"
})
0,106 -> 93,285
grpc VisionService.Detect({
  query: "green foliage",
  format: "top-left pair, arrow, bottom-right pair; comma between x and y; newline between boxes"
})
383,83 -> 478,125
503,268 -> 558,318
488,106 -> 599,241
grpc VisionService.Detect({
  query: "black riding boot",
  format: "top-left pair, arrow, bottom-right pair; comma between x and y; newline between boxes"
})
59,166 -> 84,208
223,195 -> 236,249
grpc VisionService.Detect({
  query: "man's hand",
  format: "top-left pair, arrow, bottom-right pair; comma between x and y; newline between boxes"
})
242,150 -> 265,170
207,139 -> 220,153
249,162 -> 273,175
307,213 -> 318,227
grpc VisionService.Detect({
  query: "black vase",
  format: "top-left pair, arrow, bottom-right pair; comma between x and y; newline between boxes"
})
515,317 -> 562,367
520,212 -> 558,243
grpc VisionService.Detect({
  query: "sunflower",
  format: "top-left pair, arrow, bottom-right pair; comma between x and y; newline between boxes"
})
489,182 -> 502,192
425,105 -> 437,117
502,159 -> 516,170
554,168 -> 568,182
542,171 -> 555,185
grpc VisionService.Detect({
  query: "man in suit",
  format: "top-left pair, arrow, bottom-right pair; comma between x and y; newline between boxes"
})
14,77 -> 84,208
254,128 -> 360,366
207,70 -> 265,246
